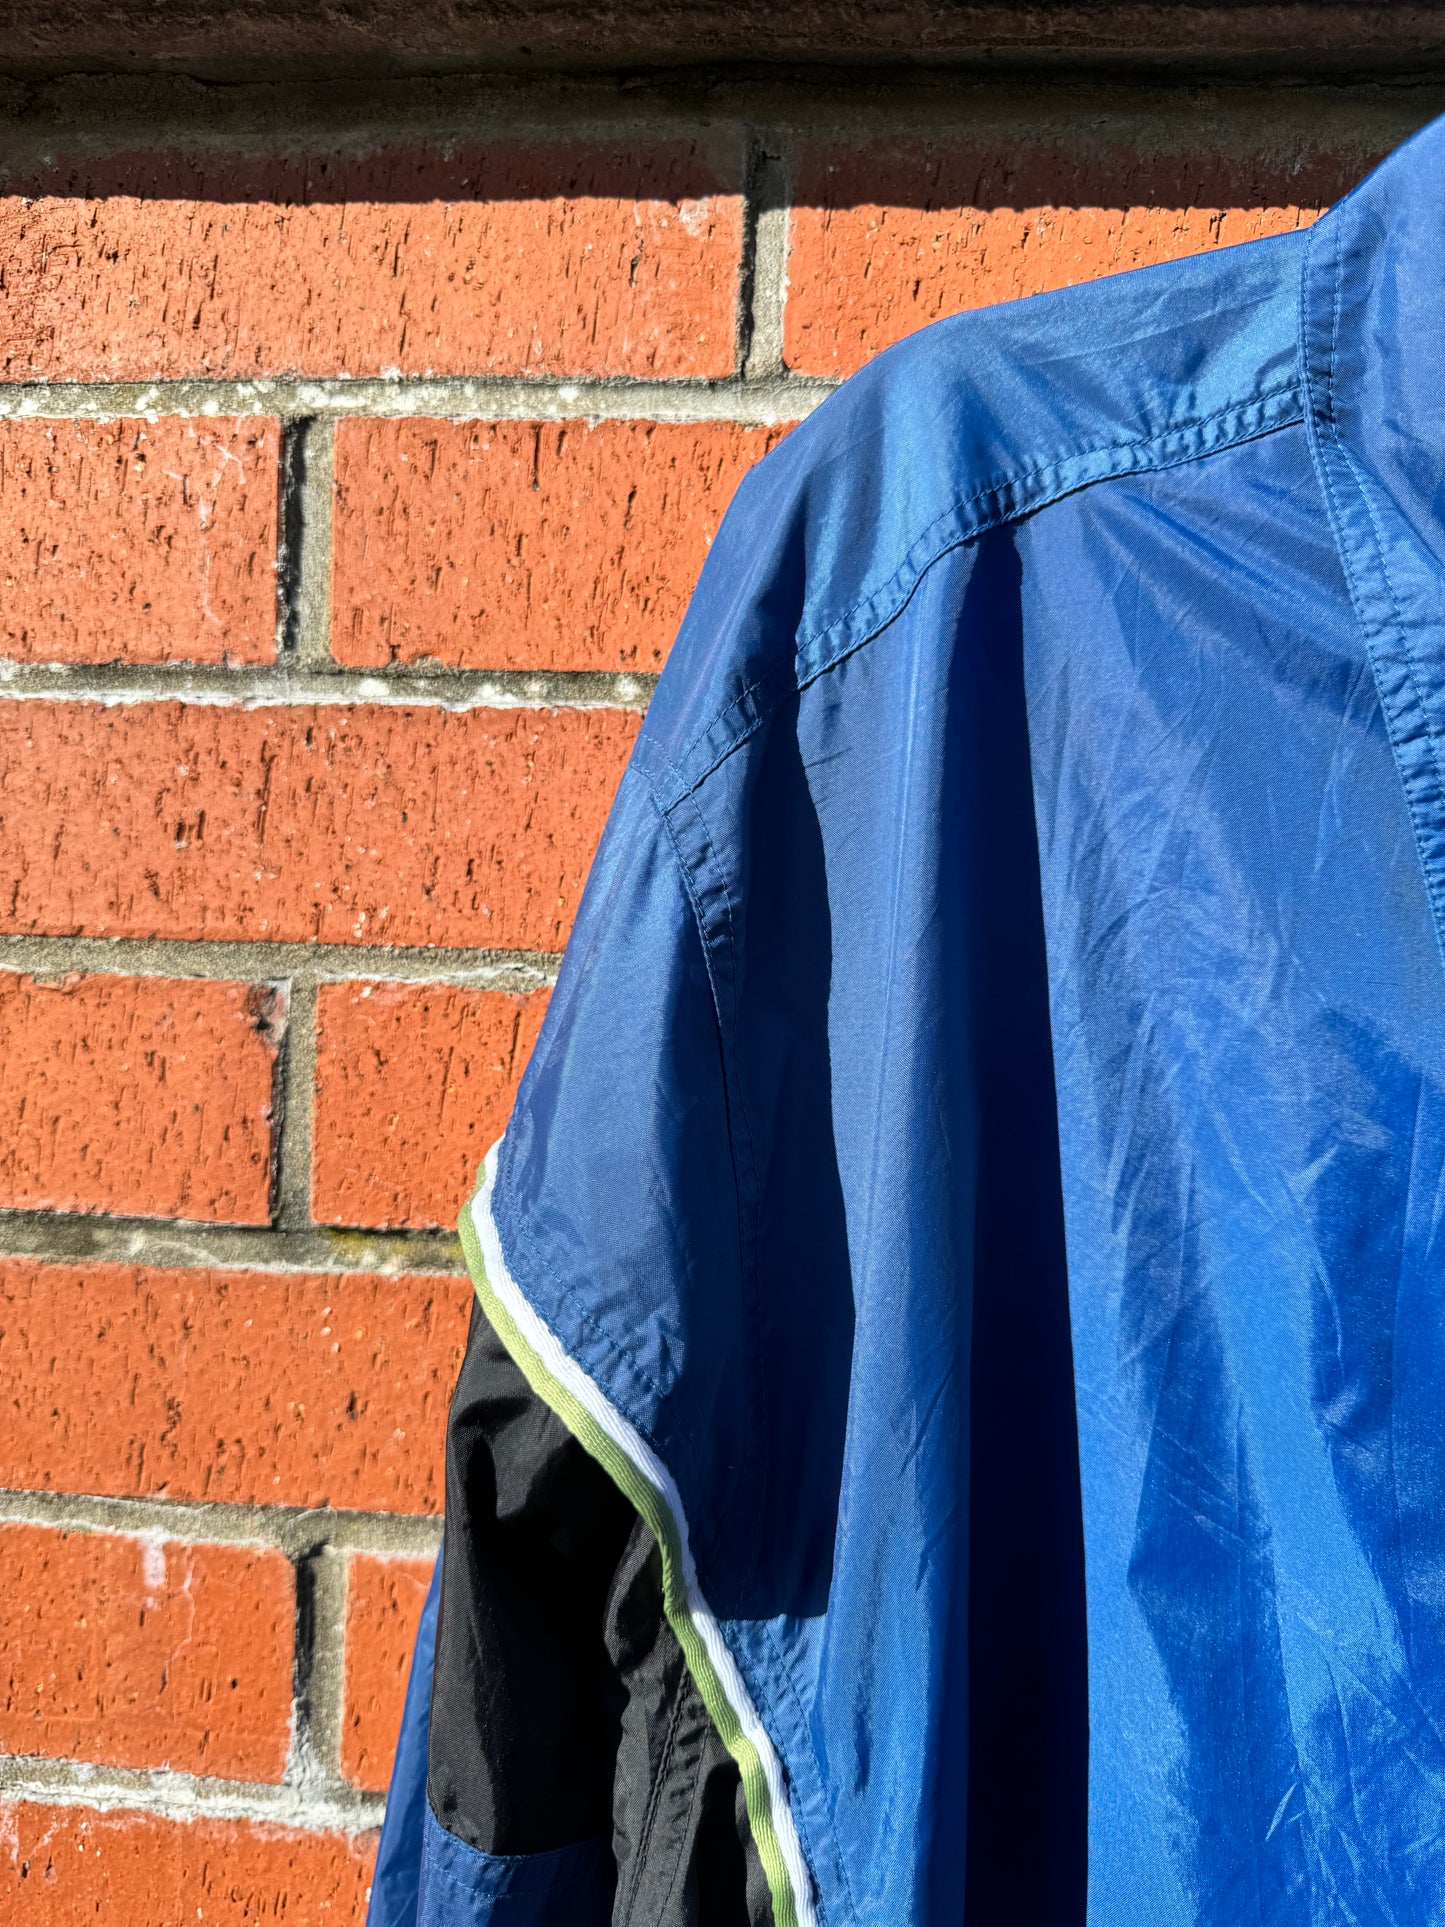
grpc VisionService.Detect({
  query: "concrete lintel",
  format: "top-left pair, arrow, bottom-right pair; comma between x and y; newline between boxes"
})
1,5 -> 1443,85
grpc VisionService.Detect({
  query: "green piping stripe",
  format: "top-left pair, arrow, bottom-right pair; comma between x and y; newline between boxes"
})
457,1190 -> 807,1927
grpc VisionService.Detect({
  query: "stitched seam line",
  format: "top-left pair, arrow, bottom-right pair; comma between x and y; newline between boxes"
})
799,380 -> 1301,664
661,384 -> 1304,807
667,782 -> 771,1597
457,1170 -> 825,1927
1302,202 -> 1445,965
420,1811 -> 609,1898
641,771 -> 763,1564
650,1689 -> 716,1927
758,1621 -> 865,1927
623,1667 -> 691,1920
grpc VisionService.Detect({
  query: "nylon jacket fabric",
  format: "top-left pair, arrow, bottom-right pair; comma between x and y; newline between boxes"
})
409,1298 -> 771,1927
388,115 -> 1445,1925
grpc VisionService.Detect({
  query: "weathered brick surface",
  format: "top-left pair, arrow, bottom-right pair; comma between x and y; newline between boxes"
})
0,1804 -> 375,1923
784,141 -> 1364,376
0,144 -> 741,382
0,972 -> 278,1222
0,701 -> 637,952
331,418 -> 788,672
0,93 -> 1392,1870
0,417 -> 279,665
339,1553 -> 434,1793
0,1525 -> 294,1781
312,983 -> 549,1228
0,1259 -> 470,1513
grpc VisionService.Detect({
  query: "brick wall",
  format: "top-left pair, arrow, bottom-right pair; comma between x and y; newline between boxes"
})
0,70 -> 1427,1920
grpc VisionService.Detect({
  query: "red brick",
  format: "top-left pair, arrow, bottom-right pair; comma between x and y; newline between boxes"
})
784,141 -> 1367,377
0,1525 -> 293,1781
0,1804 -> 374,1924
339,1554 -> 434,1793
331,418 -> 788,673
312,983 -> 549,1229
0,973 -> 278,1223
0,417 -> 279,665
0,1260 -> 470,1514
0,144 -> 741,382
0,701 -> 637,953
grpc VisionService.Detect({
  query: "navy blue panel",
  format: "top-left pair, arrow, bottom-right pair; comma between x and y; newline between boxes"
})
416,1803 -> 613,1927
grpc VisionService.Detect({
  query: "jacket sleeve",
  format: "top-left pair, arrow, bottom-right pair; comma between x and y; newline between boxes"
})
454,689 -> 855,1927
370,1287 -> 773,1927
471,758 -> 763,1589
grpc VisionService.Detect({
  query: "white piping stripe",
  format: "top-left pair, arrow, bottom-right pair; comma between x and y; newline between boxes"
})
470,1143 -> 820,1927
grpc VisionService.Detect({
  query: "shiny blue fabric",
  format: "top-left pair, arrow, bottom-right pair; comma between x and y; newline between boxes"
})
444,116 -> 1445,1923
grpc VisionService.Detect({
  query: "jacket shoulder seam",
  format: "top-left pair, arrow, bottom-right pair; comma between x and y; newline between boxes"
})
644,377 -> 1303,811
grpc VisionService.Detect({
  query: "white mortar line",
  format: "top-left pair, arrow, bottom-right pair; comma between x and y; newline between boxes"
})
0,661 -> 656,711
0,373 -> 834,426
744,140 -> 791,380
0,1210 -> 467,1276
0,1488 -> 444,1558
0,1754 -> 386,1837
0,935 -> 559,991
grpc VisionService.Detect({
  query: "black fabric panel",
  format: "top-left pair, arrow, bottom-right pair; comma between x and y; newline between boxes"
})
733,1768 -> 776,1927
428,1296 -> 637,1856
429,1294 -> 772,1926
604,1525 -> 772,1927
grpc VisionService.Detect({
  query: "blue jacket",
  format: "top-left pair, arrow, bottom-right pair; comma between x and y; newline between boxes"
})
377,113 -> 1445,1926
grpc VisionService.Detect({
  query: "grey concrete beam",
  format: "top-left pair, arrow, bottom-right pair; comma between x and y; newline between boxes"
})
1,3 -> 1444,84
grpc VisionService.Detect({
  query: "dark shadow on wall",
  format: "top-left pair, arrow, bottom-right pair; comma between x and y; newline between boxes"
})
0,135 -> 1374,209
0,143 -> 737,204
789,139 -> 1370,215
